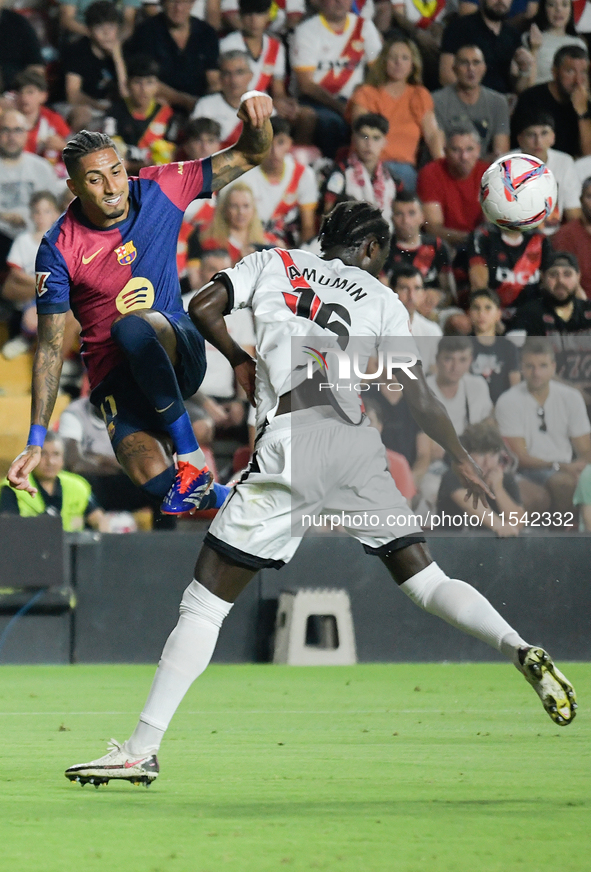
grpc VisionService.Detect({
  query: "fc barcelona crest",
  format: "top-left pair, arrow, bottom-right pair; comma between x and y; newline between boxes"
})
115,241 -> 137,265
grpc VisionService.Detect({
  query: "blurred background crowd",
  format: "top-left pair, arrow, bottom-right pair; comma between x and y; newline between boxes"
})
2,0 -> 591,534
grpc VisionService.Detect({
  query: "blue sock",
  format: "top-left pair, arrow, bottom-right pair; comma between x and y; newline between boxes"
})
141,466 -> 176,499
168,412 -> 200,459
211,483 -> 231,508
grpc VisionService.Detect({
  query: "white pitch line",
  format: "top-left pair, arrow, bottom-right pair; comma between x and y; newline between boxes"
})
0,709 -> 522,716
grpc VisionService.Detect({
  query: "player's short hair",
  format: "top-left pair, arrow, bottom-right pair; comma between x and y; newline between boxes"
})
352,113 -> 389,136
239,0 -> 272,13
514,111 -> 555,136
446,121 -> 481,144
13,69 -> 47,92
62,130 -> 119,177
553,43 -> 589,69
469,287 -> 501,308
435,335 -> 473,357
30,190 -> 59,210
319,201 -> 390,254
185,117 -> 222,141
85,0 -> 120,28
521,337 -> 555,360
460,421 -> 505,455
271,116 -> 292,138
390,263 -> 423,286
393,190 -> 421,207
126,54 -> 160,80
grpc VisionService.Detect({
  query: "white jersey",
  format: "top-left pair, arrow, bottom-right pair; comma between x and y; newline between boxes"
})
244,154 -> 318,227
219,31 -> 286,93
219,247 -> 419,432
290,14 -> 382,100
191,94 -> 242,147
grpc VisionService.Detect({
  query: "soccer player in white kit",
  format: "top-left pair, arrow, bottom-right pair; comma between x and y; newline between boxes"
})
65,202 -> 577,787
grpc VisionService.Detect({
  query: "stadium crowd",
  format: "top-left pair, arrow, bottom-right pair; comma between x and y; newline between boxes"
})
2,0 -> 591,532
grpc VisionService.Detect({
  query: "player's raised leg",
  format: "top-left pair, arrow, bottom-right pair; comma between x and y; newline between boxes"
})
383,541 -> 577,726
65,544 -> 251,785
110,310 -> 230,513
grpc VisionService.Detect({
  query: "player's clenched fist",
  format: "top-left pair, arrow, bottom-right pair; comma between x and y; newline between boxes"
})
238,91 -> 274,128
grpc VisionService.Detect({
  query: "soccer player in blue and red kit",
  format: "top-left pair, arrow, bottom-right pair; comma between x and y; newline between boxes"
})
7,92 -> 273,515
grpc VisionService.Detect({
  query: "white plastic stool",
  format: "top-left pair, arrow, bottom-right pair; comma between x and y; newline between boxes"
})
273,588 -> 357,665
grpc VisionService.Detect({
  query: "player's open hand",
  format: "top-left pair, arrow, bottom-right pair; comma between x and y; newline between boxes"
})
7,445 -> 42,496
237,92 -> 273,129
234,357 -> 256,406
452,453 -> 494,510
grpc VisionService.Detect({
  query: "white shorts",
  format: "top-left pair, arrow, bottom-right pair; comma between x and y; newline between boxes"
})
206,408 -> 423,569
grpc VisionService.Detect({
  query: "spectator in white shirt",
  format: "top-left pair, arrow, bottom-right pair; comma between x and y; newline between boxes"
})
390,264 -> 442,374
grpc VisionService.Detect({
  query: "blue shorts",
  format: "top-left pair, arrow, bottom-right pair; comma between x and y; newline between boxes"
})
90,311 -> 206,451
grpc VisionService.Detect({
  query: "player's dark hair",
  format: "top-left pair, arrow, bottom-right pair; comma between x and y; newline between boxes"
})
13,69 -> 47,92
469,287 -> 501,308
514,110 -> 555,136
352,113 -> 389,136
521,336 -> 555,359
435,335 -> 473,357
85,0 -> 120,28
393,189 -> 421,206
239,0 -> 272,13
185,117 -> 222,141
62,130 -> 119,177
29,189 -> 59,210
553,43 -> 589,68
126,54 -> 160,80
460,421 -> 505,455
271,116 -> 292,138
389,263 -> 422,285
319,201 -> 390,254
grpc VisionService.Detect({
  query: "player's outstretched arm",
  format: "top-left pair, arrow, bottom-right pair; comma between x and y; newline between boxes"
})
210,92 -> 273,193
397,364 -> 494,509
7,312 -> 66,495
189,281 -> 256,404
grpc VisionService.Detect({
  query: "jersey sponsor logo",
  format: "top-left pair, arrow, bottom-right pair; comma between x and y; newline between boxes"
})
82,247 -> 104,264
35,271 -> 50,297
178,162 -> 184,175
115,277 -> 155,313
115,241 -> 137,266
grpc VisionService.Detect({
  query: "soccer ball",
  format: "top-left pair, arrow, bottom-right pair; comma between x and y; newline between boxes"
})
479,153 -> 557,231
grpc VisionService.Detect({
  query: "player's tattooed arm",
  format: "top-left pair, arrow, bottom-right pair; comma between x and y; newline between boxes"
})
7,312 -> 67,493
210,94 -> 273,192
398,364 -> 494,509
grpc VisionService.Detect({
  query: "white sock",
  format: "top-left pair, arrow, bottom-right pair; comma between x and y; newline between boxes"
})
177,447 -> 208,468
125,581 -> 233,756
400,562 -> 527,659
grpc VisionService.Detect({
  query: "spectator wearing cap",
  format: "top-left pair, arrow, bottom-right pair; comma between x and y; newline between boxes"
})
417,122 -> 488,249
439,0 -> 534,95
432,44 -> 510,161
515,111 -> 582,235
552,176 -> 591,297
506,251 -> 591,335
320,113 -> 397,230
511,44 -> 591,157
125,0 -> 220,114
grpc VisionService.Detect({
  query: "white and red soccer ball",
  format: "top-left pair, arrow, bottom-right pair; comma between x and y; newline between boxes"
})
479,153 -> 557,231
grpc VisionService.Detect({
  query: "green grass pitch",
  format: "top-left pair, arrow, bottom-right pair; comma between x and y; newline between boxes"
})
1,662 -> 589,872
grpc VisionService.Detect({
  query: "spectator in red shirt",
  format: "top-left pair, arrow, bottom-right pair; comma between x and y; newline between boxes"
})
13,70 -> 71,177
552,175 -> 591,297
417,122 -> 488,249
